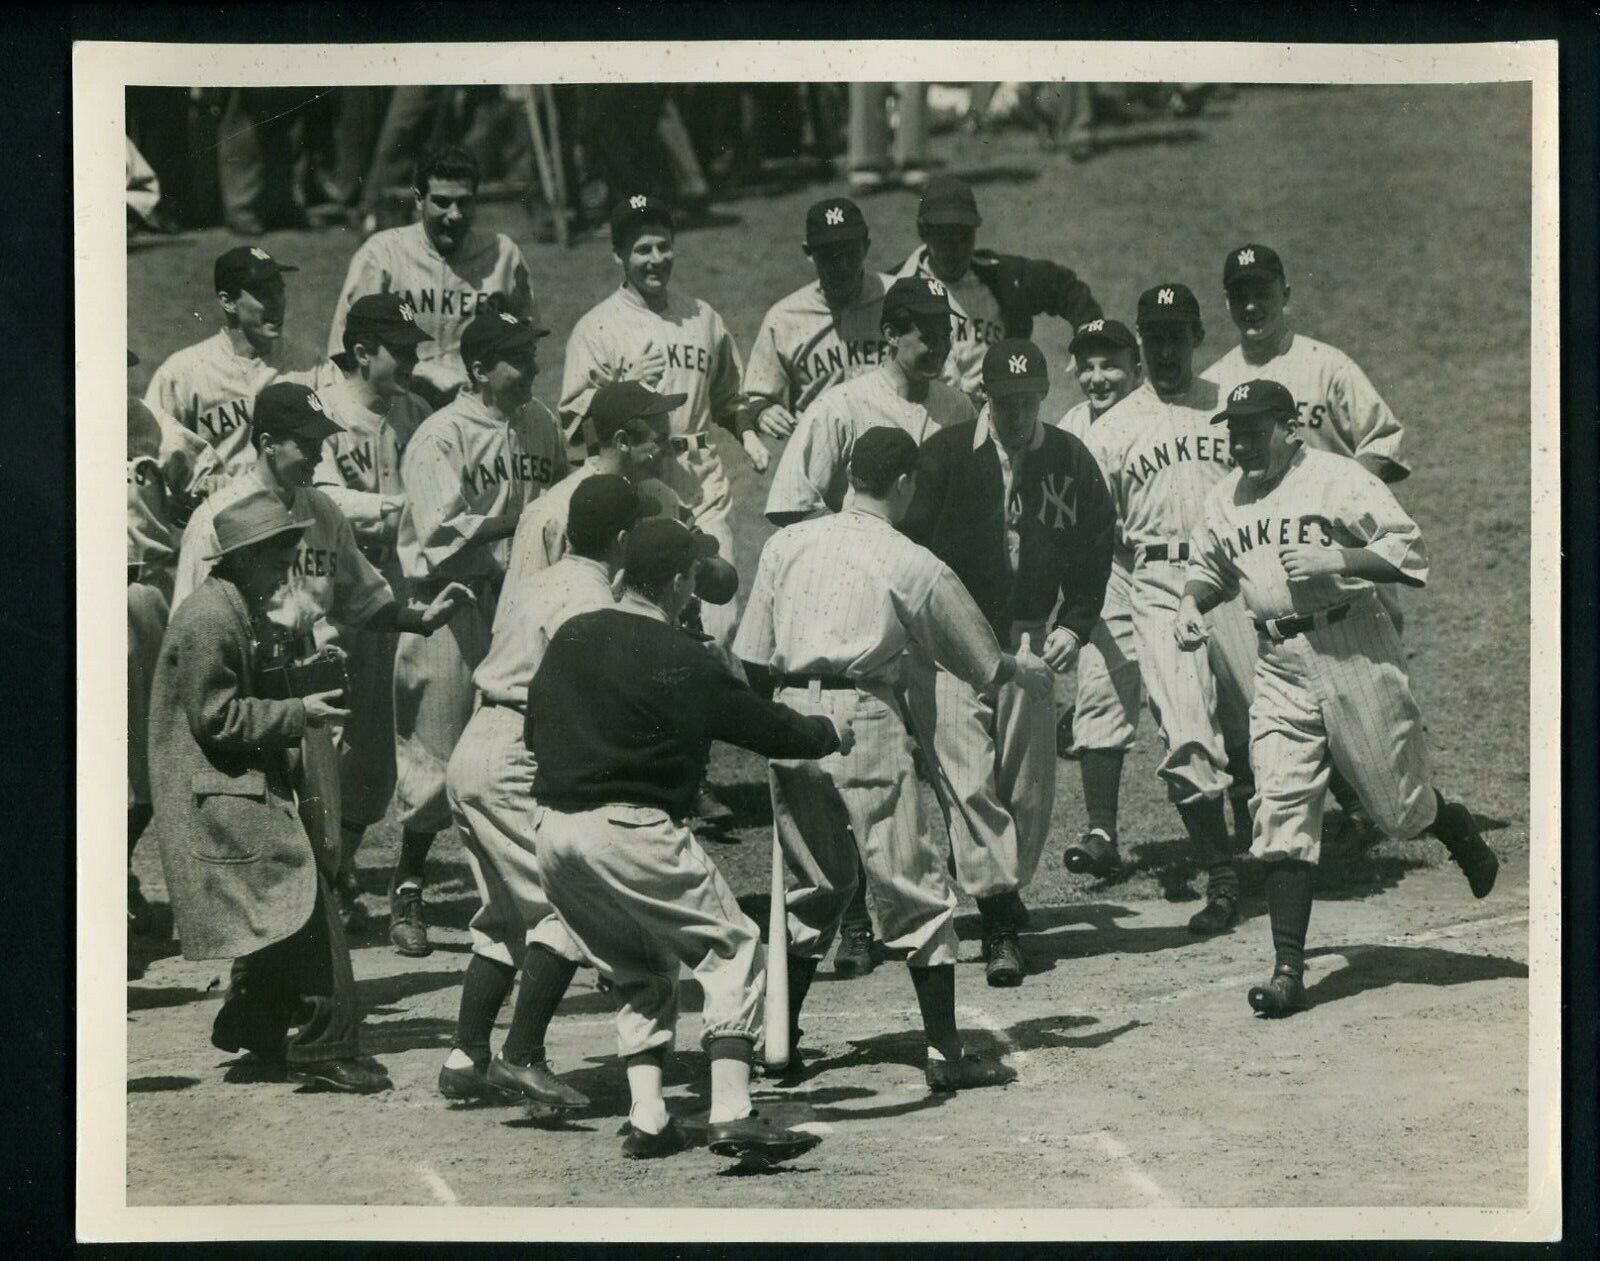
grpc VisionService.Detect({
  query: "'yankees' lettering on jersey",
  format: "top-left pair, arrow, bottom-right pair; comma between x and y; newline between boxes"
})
742,272 -> 894,415
1089,377 -> 1235,548
894,248 -> 1007,396
144,330 -> 285,477
327,224 -> 536,396
397,391 -> 566,582
1186,447 -> 1428,622
1201,331 -> 1410,474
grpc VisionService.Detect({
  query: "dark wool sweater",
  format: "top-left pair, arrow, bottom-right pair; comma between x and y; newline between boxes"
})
526,606 -> 840,816
900,420 -> 1117,642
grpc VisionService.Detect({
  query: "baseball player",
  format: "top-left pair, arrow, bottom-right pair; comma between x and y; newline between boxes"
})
144,245 -> 297,478
558,193 -> 757,661
389,307 -> 568,957
528,517 -> 847,1164
736,427 -> 1052,1084
1087,284 -> 1257,934
891,175 -> 1101,399
1054,318 -> 1147,876
737,196 -> 893,445
327,146 -> 536,411
1176,379 -> 1497,1016
437,475 -> 653,1109
900,340 -> 1117,985
310,293 -> 435,926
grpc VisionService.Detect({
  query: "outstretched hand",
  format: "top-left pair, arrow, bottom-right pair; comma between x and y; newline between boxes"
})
420,581 -> 477,631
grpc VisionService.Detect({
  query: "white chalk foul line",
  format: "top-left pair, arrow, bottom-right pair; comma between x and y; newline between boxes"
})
1382,909 -> 1529,947
417,1163 -> 459,1206
1088,1131 -> 1176,1208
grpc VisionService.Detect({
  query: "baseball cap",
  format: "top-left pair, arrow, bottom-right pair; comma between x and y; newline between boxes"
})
1222,243 -> 1286,289
916,175 -> 982,228
252,382 -> 343,444
805,196 -> 868,246
848,425 -> 920,493
1211,378 -> 1298,425
205,490 -> 312,562
586,381 -> 687,444
623,516 -> 716,589
344,293 -> 432,350
1068,317 -> 1140,359
982,339 -> 1049,398
567,474 -> 650,553
214,245 -> 297,295
610,192 -> 675,253
882,276 -> 953,323
460,307 -> 549,371
1136,283 -> 1202,327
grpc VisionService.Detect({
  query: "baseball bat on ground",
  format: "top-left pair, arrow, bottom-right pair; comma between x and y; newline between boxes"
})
763,829 -> 790,1070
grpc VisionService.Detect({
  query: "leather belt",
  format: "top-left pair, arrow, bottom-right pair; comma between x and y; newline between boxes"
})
777,672 -> 856,692
1139,542 -> 1190,564
482,695 -> 527,716
670,433 -> 711,453
1256,601 -> 1354,642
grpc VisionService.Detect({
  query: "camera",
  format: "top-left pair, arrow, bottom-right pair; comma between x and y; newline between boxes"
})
256,644 -> 350,701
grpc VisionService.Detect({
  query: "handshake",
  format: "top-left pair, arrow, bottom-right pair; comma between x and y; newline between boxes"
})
1007,631 -> 1073,698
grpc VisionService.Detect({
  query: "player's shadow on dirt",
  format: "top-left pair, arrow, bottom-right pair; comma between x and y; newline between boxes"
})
127,1074 -> 200,1093
945,163 -> 1041,189
358,968 -> 474,1012
358,1015 -> 456,1055
985,1014 -> 1146,1055
128,983 -> 211,1011
1298,943 -> 1527,1010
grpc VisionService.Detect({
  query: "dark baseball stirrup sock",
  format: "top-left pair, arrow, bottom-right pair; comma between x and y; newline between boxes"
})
395,829 -> 436,888
1328,770 -> 1363,817
840,853 -> 871,930
908,963 -> 963,1062
454,955 -> 517,1066
128,804 -> 153,857
1078,749 -> 1125,837
1263,860 -> 1315,974
787,954 -> 821,1039
1178,797 -> 1239,899
501,945 -> 579,1067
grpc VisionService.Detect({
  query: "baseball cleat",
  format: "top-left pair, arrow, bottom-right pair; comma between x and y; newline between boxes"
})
925,1053 -> 1018,1093
333,871 -> 371,934
388,882 -> 432,957
706,1112 -> 821,1166
485,1054 -> 589,1110
288,1055 -> 393,1094
1247,965 -> 1308,1018
438,1060 -> 517,1104
1063,828 -> 1121,878
833,923 -> 877,977
984,929 -> 1025,988
621,1116 -> 691,1160
1187,893 -> 1240,935
1436,802 -> 1499,899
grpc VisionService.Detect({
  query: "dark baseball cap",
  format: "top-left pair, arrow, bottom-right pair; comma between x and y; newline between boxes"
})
1223,243 -> 1286,289
214,245 -> 297,295
983,338 -> 1049,398
252,382 -> 343,444
344,293 -> 432,350
567,474 -> 649,553
1068,318 -> 1140,359
623,516 -> 717,588
586,381 -> 687,443
205,490 -> 312,562
460,307 -> 549,371
610,192 -> 675,253
848,425 -> 919,493
1211,378 -> 1298,425
805,196 -> 868,246
882,276 -> 953,323
916,175 -> 981,227
1136,283 -> 1202,327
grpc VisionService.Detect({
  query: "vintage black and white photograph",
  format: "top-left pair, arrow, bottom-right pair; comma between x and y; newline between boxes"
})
77,38 -> 1560,1242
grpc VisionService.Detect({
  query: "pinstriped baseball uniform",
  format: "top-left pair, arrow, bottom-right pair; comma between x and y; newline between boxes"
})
763,365 -> 975,522
446,554 -> 611,969
733,507 -> 1007,968
558,284 -> 744,651
327,224 -> 535,400
311,375 -> 433,830
144,330 -> 286,478
1089,377 -> 1255,804
742,272 -> 894,416
392,392 -> 567,833
1056,399 -> 1140,751
893,246 -> 1008,397
1186,447 -> 1435,861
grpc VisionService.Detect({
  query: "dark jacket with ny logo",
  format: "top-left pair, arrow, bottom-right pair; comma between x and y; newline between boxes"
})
901,416 -> 1117,643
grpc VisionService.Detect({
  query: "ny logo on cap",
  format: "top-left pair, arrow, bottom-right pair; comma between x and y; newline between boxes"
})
1232,384 -> 1251,402
398,302 -> 415,324
1157,288 -> 1175,305
825,206 -> 845,226
1081,319 -> 1105,333
1237,248 -> 1256,266
249,247 -> 271,262
1008,354 -> 1029,375
927,279 -> 945,297
629,194 -> 648,210
306,391 -> 326,414
498,312 -> 519,325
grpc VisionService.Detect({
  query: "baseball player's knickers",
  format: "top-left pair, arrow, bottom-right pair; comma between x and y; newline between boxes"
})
1248,592 -> 1436,864
445,704 -> 585,968
127,579 -> 169,806
769,684 -> 960,967
1130,560 -> 1253,805
536,802 -> 764,1059
393,581 -> 499,834
336,623 -> 399,830
1073,569 -> 1142,752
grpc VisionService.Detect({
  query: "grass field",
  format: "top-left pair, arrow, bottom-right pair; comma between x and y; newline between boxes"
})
126,82 -> 1535,1211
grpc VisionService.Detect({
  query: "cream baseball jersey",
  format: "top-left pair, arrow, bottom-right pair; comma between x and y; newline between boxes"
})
1057,398 -> 1134,572
1089,377 -> 1235,550
143,331 -> 285,478
327,224 -> 535,396
893,247 -> 1007,396
1201,332 -> 1409,473
173,471 -> 394,648
503,464 -> 688,590
764,366 -> 976,520
397,392 -> 566,582
1185,447 -> 1428,622
472,553 -> 616,706
742,272 -> 895,415
127,400 -> 225,581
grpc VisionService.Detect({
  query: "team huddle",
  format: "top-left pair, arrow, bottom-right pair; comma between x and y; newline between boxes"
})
127,145 -> 1500,1168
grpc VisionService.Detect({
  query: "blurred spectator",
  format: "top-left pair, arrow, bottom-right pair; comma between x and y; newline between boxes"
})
127,88 -> 199,230
126,136 -> 163,231
847,84 -> 928,193
218,88 -> 327,234
297,88 -> 389,224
